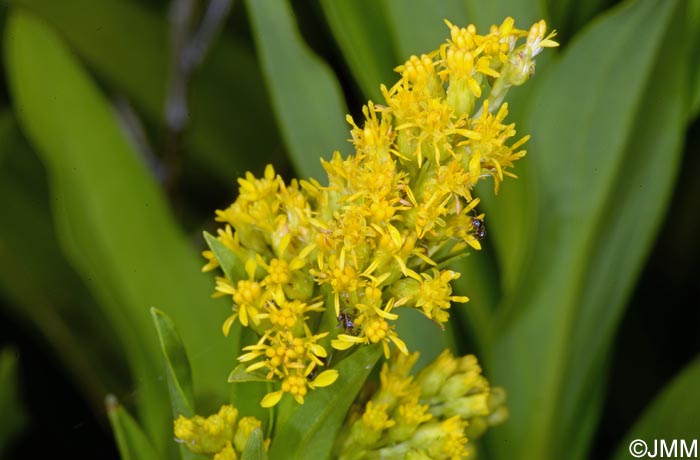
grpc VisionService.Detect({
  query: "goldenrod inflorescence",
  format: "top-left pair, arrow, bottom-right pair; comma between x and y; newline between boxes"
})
173,405 -> 268,459
202,17 -> 557,408
333,351 -> 508,460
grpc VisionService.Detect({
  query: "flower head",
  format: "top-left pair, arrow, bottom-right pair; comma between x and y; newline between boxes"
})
334,351 -> 507,459
203,17 -> 556,407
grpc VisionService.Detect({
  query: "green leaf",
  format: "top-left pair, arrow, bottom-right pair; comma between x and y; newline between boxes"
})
546,0 -> 609,41
379,0 -> 470,60
5,10 -> 230,451
4,0 -> 281,183
106,395 -> 163,460
244,0 -> 349,180
204,231 -> 247,283
612,358 -> 700,460
462,0 -> 543,30
151,307 -> 202,460
394,308 -> 452,370
689,0 -> 700,118
319,0 -> 398,102
150,308 -> 195,416
0,112 -> 127,406
0,348 -> 26,456
487,0 -> 689,459
242,428 -> 267,460
269,345 -> 383,460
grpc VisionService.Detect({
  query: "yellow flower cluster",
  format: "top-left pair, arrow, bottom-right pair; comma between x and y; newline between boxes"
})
204,18 -> 557,407
333,351 -> 508,460
173,405 -> 268,459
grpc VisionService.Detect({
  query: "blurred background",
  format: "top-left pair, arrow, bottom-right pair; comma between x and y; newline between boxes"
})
0,0 -> 698,459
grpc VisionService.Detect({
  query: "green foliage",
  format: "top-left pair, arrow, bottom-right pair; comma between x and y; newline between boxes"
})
107,395 -> 164,460
487,0 -> 689,458
242,428 -> 267,460
4,9 -> 230,454
269,345 -> 382,460
0,0 -> 698,459
244,0 -> 349,180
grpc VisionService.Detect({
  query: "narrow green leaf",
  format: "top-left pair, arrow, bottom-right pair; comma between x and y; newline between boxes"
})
151,308 -> 195,416
242,428 -> 267,460
319,0 -> 398,101
269,345 -> 383,460
151,307 -> 202,460
244,0 -> 349,180
612,358 -> 700,460
106,395 -> 163,460
487,1 -> 687,459
5,10 -> 230,451
204,231 -> 247,283
4,0 -> 281,183
0,348 -> 26,456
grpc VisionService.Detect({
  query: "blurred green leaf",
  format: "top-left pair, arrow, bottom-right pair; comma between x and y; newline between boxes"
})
462,0 -> 543,30
319,0 -> 397,102
4,0 -> 281,183
242,427 -> 267,460
379,0 -> 470,60
451,249 -> 501,355
107,396 -> 163,460
395,308 -> 452,370
546,0 -> 609,41
551,5 -> 690,457
0,111 -> 127,406
487,0 -> 688,459
0,348 -> 26,456
612,358 -> 700,460
689,0 -> 700,118
5,9 -> 231,451
204,231 -> 247,283
244,0 -> 349,180
269,345 -> 382,460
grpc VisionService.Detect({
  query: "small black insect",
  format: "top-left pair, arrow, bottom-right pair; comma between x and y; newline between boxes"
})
337,312 -> 357,335
471,217 -> 486,240
306,367 -> 318,381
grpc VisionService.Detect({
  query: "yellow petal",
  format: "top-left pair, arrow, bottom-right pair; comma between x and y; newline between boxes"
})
331,339 -> 356,350
311,370 -> 339,388
222,314 -> 236,336
261,390 -> 283,408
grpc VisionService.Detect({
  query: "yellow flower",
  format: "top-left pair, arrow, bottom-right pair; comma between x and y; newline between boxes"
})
174,405 -> 270,459
203,17 -> 556,408
334,351 -> 506,459
173,405 -> 238,454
